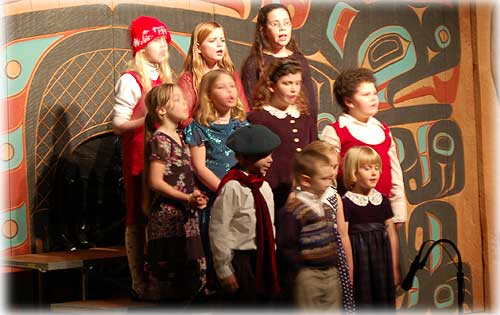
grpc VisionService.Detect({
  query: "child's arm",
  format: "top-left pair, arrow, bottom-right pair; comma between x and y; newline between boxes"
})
190,144 -> 221,192
112,74 -> 145,135
336,193 -> 354,285
209,182 -> 240,292
149,160 -> 205,208
276,208 -> 301,275
298,54 -> 318,116
388,132 -> 407,226
309,115 -> 318,141
232,70 -> 250,112
176,72 -> 197,117
240,55 -> 258,108
320,125 -> 341,150
385,218 -> 401,286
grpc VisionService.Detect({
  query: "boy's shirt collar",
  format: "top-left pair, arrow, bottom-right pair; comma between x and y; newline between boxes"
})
296,190 -> 324,216
338,113 -> 383,128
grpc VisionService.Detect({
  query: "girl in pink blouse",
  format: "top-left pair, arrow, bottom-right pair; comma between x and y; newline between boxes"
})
177,21 -> 249,127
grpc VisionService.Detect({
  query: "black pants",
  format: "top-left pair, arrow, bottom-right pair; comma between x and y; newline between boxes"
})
223,250 -> 257,305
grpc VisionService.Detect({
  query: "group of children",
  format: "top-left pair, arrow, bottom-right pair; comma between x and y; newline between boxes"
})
111,4 -> 407,313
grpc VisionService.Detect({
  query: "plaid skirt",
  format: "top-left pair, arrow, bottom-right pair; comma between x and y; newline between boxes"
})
349,223 -> 395,311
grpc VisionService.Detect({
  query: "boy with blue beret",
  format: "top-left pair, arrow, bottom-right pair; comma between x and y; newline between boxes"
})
209,125 -> 281,304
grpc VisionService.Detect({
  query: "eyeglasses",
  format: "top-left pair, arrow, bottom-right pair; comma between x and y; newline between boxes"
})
267,20 -> 292,29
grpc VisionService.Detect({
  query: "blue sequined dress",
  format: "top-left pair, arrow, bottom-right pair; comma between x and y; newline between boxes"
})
184,119 -> 249,180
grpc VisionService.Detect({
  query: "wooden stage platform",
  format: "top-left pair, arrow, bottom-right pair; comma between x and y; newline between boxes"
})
2,246 -> 127,303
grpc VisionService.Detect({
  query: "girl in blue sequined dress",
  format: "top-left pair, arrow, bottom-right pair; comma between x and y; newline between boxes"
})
183,69 -> 249,290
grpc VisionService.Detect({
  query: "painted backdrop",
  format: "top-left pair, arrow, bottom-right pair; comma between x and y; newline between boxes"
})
1,0 -> 494,312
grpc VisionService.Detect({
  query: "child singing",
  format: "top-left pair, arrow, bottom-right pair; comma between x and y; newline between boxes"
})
183,69 -> 249,291
112,15 -> 174,300
277,148 -> 351,311
247,57 -> 317,215
342,146 -> 401,311
302,140 -> 355,313
143,83 -> 208,301
321,67 -> 407,225
241,3 -> 317,116
178,21 -> 249,127
209,125 -> 282,305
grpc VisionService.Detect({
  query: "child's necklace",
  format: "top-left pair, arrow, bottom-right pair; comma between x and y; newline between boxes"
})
215,117 -> 230,124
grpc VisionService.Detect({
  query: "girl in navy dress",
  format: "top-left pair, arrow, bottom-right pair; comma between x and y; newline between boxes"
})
342,146 -> 401,311
247,57 -> 317,215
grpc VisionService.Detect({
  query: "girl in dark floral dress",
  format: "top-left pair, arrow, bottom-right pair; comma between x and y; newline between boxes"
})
143,83 -> 208,301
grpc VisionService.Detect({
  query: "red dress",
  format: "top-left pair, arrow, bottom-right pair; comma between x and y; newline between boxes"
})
330,121 -> 392,196
122,71 -> 162,225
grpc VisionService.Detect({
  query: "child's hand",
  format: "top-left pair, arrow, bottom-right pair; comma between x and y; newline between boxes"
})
189,190 -> 208,210
220,274 -> 239,293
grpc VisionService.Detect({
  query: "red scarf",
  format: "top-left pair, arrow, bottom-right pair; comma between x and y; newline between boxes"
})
217,167 -> 281,296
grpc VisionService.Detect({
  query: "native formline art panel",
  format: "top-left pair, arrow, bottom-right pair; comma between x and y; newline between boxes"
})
1,1 -> 479,311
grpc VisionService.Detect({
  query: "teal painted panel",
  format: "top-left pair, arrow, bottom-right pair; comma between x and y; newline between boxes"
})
0,125 -> 24,172
171,34 -> 191,55
2,35 -> 62,97
0,204 -> 28,251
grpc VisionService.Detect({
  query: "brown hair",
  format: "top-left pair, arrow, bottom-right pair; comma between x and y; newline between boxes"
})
334,68 -> 376,112
342,146 -> 382,190
142,83 -> 176,214
252,57 -> 309,115
194,69 -> 246,126
243,3 -> 301,79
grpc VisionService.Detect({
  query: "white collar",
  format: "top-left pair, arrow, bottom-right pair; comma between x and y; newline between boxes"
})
338,113 -> 383,128
296,190 -> 323,216
263,105 -> 300,119
145,61 -> 160,80
344,190 -> 383,206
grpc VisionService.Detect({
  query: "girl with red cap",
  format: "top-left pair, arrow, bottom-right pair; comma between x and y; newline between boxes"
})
112,15 -> 174,300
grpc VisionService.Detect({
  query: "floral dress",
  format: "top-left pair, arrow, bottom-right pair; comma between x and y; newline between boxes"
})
147,130 -> 206,300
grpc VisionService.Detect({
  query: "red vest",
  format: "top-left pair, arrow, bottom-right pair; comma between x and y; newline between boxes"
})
121,71 -> 162,177
330,121 -> 393,196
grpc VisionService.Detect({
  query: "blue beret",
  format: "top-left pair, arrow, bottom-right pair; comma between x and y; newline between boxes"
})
226,125 -> 281,155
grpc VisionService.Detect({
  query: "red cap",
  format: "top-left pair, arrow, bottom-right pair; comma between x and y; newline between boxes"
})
129,16 -> 172,56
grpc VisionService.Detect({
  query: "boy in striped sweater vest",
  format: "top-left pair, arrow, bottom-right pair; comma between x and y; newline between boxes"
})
277,149 -> 351,310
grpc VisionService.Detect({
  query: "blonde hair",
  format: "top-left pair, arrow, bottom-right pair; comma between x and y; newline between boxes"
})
195,69 -> 246,126
252,57 -> 309,115
126,48 -> 174,92
302,140 -> 339,187
343,146 -> 382,190
142,83 -> 176,214
292,149 -> 330,185
181,21 -> 236,98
